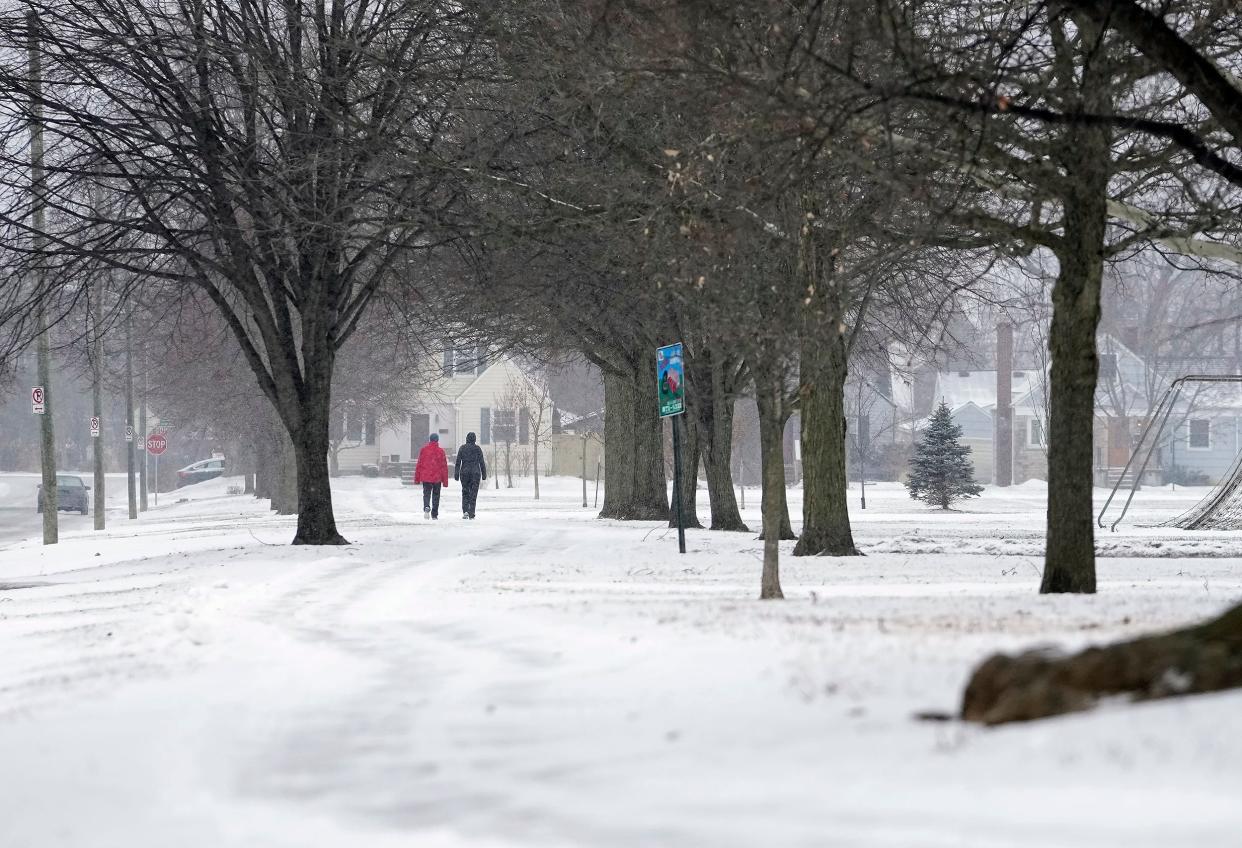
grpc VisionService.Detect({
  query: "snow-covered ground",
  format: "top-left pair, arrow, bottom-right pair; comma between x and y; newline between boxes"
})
1,474 -> 1240,847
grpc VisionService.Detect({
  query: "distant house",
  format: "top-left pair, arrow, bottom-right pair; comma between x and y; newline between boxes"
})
910,369 -> 1043,484
1163,412 -> 1242,484
908,333 -> 1242,487
545,408 -> 606,478
335,352 -> 553,475
1094,334 -> 1242,486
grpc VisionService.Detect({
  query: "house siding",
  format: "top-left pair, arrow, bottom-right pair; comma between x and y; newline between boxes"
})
953,404 -> 993,440
1172,414 -> 1241,483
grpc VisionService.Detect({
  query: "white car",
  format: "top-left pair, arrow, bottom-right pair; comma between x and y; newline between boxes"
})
176,457 -> 227,488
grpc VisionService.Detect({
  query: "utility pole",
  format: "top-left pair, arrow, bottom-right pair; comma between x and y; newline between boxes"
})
91,275 -> 105,530
139,344 -> 148,511
125,313 -> 137,519
30,13 -> 57,544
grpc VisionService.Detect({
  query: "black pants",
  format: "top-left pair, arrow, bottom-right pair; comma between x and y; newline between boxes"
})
459,472 -> 481,517
422,482 -> 441,518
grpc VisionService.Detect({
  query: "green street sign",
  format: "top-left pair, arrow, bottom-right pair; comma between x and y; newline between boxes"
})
657,342 -> 685,418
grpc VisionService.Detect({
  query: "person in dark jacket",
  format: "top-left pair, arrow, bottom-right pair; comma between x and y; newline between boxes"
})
454,432 -> 488,519
413,433 -> 449,520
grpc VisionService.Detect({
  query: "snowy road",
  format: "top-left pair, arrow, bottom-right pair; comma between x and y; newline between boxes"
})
1,476 -> 1240,847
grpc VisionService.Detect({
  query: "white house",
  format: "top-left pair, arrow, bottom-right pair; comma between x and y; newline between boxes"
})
335,351 -> 553,475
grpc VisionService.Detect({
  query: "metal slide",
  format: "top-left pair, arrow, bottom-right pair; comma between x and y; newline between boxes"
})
1097,375 -> 1242,532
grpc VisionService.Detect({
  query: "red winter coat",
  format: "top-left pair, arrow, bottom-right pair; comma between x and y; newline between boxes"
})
413,442 -> 449,486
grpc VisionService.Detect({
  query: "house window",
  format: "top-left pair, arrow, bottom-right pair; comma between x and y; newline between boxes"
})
1027,418 -> 1044,448
519,406 -> 530,445
480,407 -> 491,445
494,409 -> 517,443
1188,419 -> 1211,450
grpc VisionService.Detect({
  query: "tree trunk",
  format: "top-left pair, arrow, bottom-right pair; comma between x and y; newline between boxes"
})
254,420 -> 273,500
272,427 -> 295,515
756,379 -> 786,599
961,601 -> 1242,725
670,414 -> 704,529
1041,44 -> 1111,594
755,377 -> 794,543
600,370 -> 634,516
699,367 -> 747,532
600,365 -> 670,521
795,327 -> 859,557
533,437 -> 540,500
756,402 -> 796,541
291,402 -> 345,544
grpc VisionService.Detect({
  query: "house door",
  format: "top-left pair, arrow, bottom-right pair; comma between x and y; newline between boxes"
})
410,414 -> 430,458
1107,416 -> 1131,466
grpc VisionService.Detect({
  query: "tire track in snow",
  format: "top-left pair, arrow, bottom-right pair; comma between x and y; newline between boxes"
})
230,523 -> 609,842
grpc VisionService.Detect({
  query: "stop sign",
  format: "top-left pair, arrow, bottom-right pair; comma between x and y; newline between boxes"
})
145,432 -> 168,455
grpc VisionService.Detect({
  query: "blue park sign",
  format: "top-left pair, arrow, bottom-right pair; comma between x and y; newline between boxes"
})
657,342 -> 685,418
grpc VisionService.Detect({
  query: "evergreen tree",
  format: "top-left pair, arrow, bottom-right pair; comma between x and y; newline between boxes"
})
907,401 -> 984,509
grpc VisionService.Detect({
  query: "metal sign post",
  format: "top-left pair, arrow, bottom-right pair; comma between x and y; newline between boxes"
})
146,431 -> 168,506
657,342 -> 687,554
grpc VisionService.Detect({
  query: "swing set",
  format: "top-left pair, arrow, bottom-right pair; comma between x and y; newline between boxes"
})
1097,374 -> 1242,532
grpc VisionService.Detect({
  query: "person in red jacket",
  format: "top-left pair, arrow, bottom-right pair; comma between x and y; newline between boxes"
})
413,433 -> 449,520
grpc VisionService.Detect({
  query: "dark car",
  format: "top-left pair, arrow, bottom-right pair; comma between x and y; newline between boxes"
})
176,457 -> 227,488
36,474 -> 90,514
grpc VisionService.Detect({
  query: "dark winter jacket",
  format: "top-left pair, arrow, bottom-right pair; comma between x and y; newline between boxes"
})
414,442 -> 449,487
454,443 -> 487,480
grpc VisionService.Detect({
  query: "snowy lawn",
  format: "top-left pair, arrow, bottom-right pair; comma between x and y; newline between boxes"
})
0,474 -> 1240,847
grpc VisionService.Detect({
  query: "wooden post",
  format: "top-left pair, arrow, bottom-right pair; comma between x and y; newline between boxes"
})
91,275 -> 105,530
125,314 -> 137,519
30,14 -> 57,544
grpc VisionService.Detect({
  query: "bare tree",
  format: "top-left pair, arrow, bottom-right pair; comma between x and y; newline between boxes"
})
0,1 -> 487,544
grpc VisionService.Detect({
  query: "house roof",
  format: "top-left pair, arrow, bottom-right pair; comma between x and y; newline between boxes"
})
560,408 -> 605,432
933,370 -> 1037,412
907,400 -> 991,432
443,356 -> 542,403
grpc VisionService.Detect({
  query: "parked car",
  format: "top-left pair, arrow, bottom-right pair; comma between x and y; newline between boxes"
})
176,457 -> 227,488
36,474 -> 90,514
